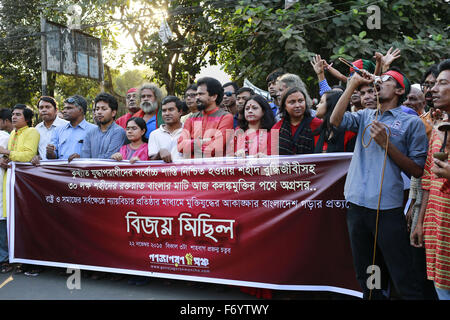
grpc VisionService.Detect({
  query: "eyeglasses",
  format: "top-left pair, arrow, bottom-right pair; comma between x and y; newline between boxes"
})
65,97 -> 78,105
185,93 -> 196,98
421,82 -> 436,90
380,75 -> 394,83
224,91 -> 235,97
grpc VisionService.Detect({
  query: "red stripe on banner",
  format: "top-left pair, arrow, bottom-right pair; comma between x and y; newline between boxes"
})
9,154 -> 361,297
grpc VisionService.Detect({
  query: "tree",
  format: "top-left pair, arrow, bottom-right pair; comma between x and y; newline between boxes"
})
0,0 -> 124,108
213,0 -> 450,96
116,0 -> 231,95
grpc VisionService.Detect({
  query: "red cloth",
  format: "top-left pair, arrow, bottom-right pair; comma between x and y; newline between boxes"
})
115,110 -> 145,129
234,128 -> 273,156
178,107 -> 234,158
272,117 -> 323,146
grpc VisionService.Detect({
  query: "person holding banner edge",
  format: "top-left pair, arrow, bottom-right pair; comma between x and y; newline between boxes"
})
0,104 -> 40,276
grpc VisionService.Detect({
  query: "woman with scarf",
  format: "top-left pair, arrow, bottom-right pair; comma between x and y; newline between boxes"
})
272,87 -> 322,155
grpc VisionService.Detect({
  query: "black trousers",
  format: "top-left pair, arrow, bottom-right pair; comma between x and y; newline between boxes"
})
346,203 -> 424,300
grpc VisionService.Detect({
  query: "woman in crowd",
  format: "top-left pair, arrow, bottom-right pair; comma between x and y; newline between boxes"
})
111,117 -> 149,163
235,94 -> 276,157
272,87 -> 323,155
313,90 -> 356,153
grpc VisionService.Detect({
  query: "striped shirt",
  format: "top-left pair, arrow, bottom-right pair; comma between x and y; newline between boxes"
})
422,129 -> 450,290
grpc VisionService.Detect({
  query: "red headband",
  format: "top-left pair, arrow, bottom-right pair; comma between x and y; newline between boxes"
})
382,70 -> 405,89
127,88 -> 137,94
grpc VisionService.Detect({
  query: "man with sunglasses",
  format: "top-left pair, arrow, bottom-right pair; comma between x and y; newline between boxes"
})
222,82 -> 239,115
330,68 -> 428,300
47,95 -> 96,162
180,84 -> 199,124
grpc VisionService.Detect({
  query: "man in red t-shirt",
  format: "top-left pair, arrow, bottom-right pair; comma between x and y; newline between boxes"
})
178,77 -> 234,158
115,88 -> 140,129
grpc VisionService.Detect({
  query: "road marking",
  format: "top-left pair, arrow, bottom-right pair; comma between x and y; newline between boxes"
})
0,275 -> 13,289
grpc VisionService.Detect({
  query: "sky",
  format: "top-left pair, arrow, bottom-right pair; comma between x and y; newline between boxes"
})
105,3 -> 232,85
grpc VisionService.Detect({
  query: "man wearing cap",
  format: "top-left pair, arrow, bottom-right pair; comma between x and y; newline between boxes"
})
116,88 -> 140,129
46,95 -> 96,161
330,68 -> 428,300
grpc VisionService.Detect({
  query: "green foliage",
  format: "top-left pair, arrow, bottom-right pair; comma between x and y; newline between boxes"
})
213,0 -> 450,96
115,0 -> 227,95
0,0 -> 124,108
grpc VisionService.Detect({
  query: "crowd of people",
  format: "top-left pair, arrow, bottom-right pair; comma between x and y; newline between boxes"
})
0,47 -> 448,300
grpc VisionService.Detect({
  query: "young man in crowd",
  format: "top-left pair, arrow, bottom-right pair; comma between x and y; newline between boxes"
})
178,77 -> 234,158
79,92 -> 126,159
0,109 -> 13,134
234,87 -> 255,128
46,95 -> 96,161
222,81 -> 239,115
330,68 -> 428,300
266,69 -> 283,117
180,84 -> 198,124
148,95 -> 184,163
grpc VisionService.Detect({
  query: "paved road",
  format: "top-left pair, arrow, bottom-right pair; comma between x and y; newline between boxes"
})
0,266 -> 355,300
0,266 -> 255,300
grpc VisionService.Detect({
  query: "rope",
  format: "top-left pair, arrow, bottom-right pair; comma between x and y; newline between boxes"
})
360,83 -> 391,300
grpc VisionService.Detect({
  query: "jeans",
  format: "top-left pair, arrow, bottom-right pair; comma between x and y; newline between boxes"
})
346,203 -> 424,300
434,283 -> 450,300
0,220 -> 8,263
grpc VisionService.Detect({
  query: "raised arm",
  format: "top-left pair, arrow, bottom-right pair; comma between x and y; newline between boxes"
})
330,71 -> 374,128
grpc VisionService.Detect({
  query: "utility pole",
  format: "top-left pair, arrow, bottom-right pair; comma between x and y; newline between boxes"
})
40,13 -> 48,96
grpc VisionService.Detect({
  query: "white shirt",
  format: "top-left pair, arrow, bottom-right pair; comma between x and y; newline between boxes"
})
148,124 -> 183,161
36,116 -> 69,160
0,130 -> 9,219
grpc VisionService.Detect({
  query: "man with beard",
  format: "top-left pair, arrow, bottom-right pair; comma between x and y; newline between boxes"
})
178,77 -> 234,158
138,83 -> 164,139
115,88 -> 140,129
79,93 -> 126,159
330,68 -> 428,300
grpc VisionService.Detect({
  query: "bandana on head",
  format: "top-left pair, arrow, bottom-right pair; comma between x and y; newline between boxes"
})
127,88 -> 137,94
350,59 -> 375,75
382,70 -> 411,96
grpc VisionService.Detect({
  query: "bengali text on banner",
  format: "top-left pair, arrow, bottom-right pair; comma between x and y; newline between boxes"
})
8,154 -> 361,297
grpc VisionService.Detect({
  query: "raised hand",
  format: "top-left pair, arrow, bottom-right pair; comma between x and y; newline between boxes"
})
310,54 -> 325,75
374,47 -> 401,73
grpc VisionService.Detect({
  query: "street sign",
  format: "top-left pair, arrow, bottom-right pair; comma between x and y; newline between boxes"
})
42,19 -> 103,82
